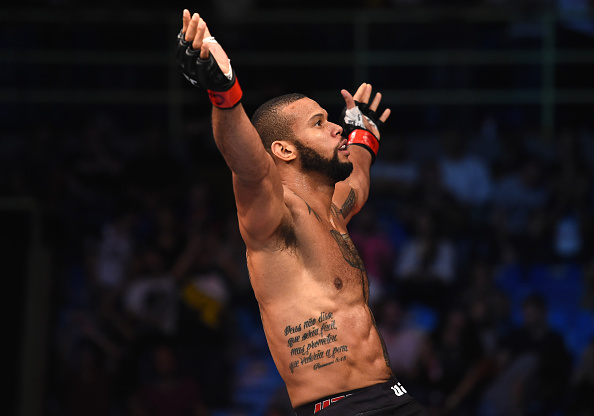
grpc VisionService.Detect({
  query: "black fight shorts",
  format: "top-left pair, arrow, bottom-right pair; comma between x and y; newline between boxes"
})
294,379 -> 430,416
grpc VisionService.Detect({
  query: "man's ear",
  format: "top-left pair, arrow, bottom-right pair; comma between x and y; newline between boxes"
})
271,140 -> 297,162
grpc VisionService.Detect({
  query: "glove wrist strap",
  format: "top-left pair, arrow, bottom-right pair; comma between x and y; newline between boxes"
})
208,80 -> 243,109
347,129 -> 379,163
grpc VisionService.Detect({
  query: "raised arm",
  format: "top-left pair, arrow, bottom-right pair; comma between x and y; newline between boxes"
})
178,11 -> 287,247
333,83 -> 390,224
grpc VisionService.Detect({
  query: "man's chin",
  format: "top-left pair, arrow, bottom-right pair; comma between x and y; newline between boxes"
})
331,161 -> 354,183
296,140 -> 353,183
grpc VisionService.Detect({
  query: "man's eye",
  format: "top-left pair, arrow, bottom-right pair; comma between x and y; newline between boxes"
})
314,120 -> 322,126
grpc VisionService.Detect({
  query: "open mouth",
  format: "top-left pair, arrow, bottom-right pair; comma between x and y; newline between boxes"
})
338,140 -> 348,151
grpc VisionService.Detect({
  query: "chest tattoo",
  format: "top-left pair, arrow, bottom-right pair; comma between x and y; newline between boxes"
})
330,230 -> 365,272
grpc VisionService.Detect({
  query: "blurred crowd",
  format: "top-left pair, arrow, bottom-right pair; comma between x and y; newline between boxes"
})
363,122 -> 594,416
2,2 -> 594,416
2,104 -> 594,416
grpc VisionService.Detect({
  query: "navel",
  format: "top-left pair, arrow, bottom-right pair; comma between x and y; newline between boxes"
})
334,277 -> 343,290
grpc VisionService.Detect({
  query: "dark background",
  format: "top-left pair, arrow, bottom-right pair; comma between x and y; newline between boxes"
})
3,1 -> 594,416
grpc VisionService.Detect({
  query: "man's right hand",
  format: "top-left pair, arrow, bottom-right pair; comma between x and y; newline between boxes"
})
177,10 -> 242,109
180,10 -> 230,75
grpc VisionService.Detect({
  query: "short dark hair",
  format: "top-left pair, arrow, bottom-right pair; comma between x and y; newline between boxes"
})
251,93 -> 307,153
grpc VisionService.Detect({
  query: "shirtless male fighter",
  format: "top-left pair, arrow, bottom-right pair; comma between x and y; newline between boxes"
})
176,9 -> 429,416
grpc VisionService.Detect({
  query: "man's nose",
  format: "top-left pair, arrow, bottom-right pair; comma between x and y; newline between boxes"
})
331,122 -> 343,137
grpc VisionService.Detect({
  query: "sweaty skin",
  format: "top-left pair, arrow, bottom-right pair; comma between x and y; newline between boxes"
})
180,10 -> 393,408
236,98 -> 393,407
248,189 -> 394,407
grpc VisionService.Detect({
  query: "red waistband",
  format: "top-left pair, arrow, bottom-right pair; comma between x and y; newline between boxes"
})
313,393 -> 351,413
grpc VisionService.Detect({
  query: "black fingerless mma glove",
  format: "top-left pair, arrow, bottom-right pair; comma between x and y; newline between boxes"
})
339,101 -> 384,164
176,30 -> 242,109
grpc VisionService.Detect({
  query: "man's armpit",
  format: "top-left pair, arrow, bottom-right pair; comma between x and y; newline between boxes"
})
271,218 -> 298,252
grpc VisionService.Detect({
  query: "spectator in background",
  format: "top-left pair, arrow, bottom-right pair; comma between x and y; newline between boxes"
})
129,343 -> 207,416
442,262 -> 515,416
394,208 -> 457,309
407,158 -> 468,239
95,209 -> 135,306
171,231 -> 234,410
122,246 -> 179,341
491,156 -> 551,263
548,130 -> 593,262
438,130 -> 492,208
557,0 -> 594,40
371,135 -> 419,197
582,259 -> 594,309
479,294 -> 572,416
427,306 -> 485,415
62,341 -> 115,416
263,386 -> 294,416
568,339 -> 594,416
149,206 -> 186,270
458,260 -> 513,356
264,403 -> 293,416
375,297 -> 434,404
54,302 -> 137,415
489,131 -> 529,182
492,156 -> 548,235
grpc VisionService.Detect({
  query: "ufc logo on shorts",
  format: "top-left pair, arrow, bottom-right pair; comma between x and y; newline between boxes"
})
390,382 -> 407,397
313,394 -> 351,413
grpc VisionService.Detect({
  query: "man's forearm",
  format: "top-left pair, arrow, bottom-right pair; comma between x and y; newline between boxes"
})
176,10 -> 269,180
345,145 -> 372,209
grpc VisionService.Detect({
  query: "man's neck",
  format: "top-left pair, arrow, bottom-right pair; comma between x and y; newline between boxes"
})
282,171 -> 336,220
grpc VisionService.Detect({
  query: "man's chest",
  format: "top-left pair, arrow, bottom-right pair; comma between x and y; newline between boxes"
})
292,216 -> 368,293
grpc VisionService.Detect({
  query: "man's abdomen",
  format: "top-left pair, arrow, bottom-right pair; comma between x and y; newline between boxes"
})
259,299 -> 393,408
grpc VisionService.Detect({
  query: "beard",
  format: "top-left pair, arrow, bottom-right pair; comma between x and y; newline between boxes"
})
293,139 -> 353,183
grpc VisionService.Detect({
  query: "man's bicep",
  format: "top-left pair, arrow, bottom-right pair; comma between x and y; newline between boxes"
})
233,162 -> 288,245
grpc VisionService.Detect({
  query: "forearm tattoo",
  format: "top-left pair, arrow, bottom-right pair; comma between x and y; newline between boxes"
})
332,188 -> 356,219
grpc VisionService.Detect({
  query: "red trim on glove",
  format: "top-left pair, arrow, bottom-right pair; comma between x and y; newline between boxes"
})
208,79 -> 243,109
347,129 -> 379,157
